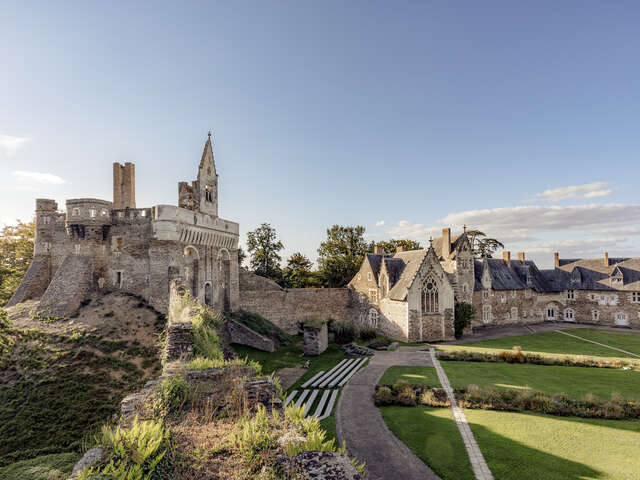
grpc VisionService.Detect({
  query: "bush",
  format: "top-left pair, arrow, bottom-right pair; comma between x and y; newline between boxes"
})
395,383 -> 417,406
374,386 -> 395,405
358,326 -> 377,342
418,389 -> 450,407
78,417 -> 171,480
155,376 -> 190,417
332,323 -> 356,345
0,309 -> 9,330
454,302 -> 475,339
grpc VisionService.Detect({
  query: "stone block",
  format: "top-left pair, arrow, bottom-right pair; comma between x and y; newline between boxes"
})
303,323 -> 328,356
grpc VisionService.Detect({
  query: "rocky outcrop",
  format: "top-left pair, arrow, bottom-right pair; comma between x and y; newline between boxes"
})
277,451 -> 363,479
68,447 -> 104,479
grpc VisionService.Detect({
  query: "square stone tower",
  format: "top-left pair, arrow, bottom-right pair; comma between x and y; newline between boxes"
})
113,162 -> 136,210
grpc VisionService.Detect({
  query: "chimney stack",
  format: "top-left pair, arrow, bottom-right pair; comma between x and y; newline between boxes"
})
604,252 -> 609,267
113,162 -> 136,210
518,252 -> 525,262
554,252 -> 560,268
442,228 -> 451,258
503,251 -> 511,263
396,245 -> 405,253
374,245 -> 384,255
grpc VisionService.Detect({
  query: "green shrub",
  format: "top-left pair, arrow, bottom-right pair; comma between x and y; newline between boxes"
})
155,376 -> 190,417
374,386 -> 396,405
358,326 -> 377,342
0,309 -> 9,330
78,417 -> 171,480
332,323 -> 355,345
454,302 -> 474,339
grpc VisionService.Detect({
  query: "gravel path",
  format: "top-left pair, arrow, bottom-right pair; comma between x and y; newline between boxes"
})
335,348 -> 442,480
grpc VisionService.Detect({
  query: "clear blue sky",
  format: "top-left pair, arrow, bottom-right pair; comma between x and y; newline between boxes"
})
2,1 -> 640,267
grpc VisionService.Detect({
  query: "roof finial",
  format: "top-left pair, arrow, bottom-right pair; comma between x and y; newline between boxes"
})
463,224 -> 467,233
429,236 -> 433,247
207,130 -> 212,140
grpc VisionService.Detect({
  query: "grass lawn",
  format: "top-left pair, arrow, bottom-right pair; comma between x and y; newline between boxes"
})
378,366 -> 441,386
466,409 -> 640,480
0,452 -> 80,480
380,406 -> 475,480
565,328 -> 640,355
441,329 -> 640,359
441,360 -> 640,400
232,337 -> 308,376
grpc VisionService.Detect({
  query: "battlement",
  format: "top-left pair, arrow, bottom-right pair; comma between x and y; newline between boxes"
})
151,204 -> 238,248
36,199 -> 59,212
66,198 -> 113,224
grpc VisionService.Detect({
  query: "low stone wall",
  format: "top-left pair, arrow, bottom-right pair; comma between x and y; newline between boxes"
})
226,318 -> 275,352
240,287 -> 355,334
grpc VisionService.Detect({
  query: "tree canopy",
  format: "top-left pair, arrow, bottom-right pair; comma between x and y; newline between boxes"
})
374,239 -> 422,254
466,229 -> 504,258
0,220 -> 35,306
281,252 -> 322,288
317,225 -> 369,288
246,223 -> 283,282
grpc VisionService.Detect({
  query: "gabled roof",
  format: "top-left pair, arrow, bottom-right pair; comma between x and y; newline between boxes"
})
387,249 -> 429,301
430,232 -> 470,260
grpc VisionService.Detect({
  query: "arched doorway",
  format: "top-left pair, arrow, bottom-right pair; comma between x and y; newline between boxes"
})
218,249 -> 231,312
183,246 -> 199,298
204,282 -> 212,306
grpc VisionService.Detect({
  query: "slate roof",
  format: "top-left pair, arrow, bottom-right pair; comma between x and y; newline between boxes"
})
477,256 -> 640,292
387,249 -> 429,301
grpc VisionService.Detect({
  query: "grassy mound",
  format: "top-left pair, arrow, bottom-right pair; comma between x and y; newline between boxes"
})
0,452 -> 80,480
0,294 -> 166,467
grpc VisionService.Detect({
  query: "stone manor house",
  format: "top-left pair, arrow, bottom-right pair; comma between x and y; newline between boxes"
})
349,228 -> 640,341
8,134 -> 240,316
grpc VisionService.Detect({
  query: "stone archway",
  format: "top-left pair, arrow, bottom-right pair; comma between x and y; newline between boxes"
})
183,245 -> 199,298
218,249 -> 231,312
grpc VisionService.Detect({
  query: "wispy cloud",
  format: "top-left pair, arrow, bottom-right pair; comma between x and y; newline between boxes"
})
13,170 -> 65,185
386,220 -> 441,241
536,182 -> 612,202
0,135 -> 30,156
375,220 -> 385,227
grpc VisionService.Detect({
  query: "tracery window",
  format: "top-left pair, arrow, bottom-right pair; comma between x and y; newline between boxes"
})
422,277 -> 439,313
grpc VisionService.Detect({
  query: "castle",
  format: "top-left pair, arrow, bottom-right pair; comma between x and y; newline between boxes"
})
8,134 -> 240,316
349,228 -> 640,341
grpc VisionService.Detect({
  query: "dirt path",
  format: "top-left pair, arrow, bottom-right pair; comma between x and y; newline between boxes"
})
335,348 -> 441,480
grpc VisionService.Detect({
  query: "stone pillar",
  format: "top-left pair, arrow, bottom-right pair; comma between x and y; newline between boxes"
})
303,323 -> 328,356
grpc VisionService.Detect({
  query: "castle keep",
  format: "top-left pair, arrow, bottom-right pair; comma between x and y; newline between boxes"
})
8,135 -> 240,316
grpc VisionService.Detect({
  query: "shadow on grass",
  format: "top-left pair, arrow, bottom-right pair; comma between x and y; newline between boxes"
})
381,406 -> 605,480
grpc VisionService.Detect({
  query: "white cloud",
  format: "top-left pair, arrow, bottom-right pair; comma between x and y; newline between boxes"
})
386,220 -> 441,241
375,220 -> 385,227
13,170 -> 65,185
438,204 -> 640,236
536,182 -> 612,201
0,135 -> 30,156
593,226 -> 640,236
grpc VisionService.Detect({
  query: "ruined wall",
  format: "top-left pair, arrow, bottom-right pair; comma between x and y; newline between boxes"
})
37,255 -> 94,317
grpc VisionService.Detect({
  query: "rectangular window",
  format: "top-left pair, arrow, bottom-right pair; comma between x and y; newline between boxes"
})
483,291 -> 489,300
72,208 -> 80,216
500,294 -> 506,304
483,305 -> 491,324
368,289 -> 377,303
592,310 -> 599,321
632,292 -> 640,303
567,289 -> 575,300
116,271 -> 123,288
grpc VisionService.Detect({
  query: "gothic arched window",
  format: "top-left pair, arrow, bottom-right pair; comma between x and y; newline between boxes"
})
422,277 -> 439,313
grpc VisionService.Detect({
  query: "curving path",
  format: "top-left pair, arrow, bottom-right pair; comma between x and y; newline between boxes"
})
335,348 -> 442,480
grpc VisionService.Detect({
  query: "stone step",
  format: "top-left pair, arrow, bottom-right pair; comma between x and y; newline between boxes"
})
311,359 -> 348,387
318,389 -> 339,420
311,390 -> 331,418
303,390 -> 319,416
337,358 -> 367,387
318,359 -> 356,388
330,357 -> 366,387
301,370 -> 325,388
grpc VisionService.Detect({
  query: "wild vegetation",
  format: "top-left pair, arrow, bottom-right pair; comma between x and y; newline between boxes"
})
0,220 -> 35,307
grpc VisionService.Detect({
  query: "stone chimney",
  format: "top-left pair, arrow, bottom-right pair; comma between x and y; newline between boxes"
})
554,252 -> 559,268
604,252 -> 609,267
442,228 -> 451,258
503,251 -> 511,263
518,252 -> 525,262
113,162 -> 136,210
374,245 -> 384,255
396,245 -> 405,253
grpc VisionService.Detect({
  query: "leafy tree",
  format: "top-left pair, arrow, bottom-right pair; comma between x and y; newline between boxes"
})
317,225 -> 369,288
466,229 -> 504,258
454,302 -> 475,339
375,239 -> 422,254
246,223 -> 284,281
282,252 -> 322,288
237,246 -> 246,267
0,220 -> 35,306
